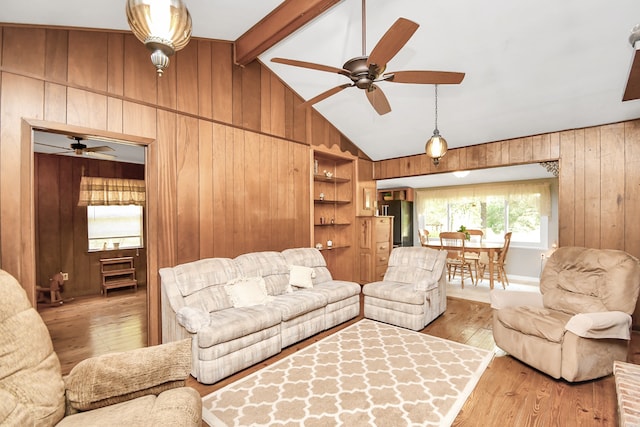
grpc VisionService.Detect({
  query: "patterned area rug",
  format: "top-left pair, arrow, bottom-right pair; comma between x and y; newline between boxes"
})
202,319 -> 494,426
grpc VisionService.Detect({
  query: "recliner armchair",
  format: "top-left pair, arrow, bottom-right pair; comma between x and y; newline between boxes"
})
491,246 -> 640,382
0,269 -> 201,426
363,246 -> 448,330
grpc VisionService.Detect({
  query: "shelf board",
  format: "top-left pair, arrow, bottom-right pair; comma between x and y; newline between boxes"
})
313,174 -> 350,183
318,245 -> 350,251
314,199 -> 350,204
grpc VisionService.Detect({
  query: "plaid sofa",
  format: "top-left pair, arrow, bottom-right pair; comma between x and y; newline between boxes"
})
160,248 -> 360,384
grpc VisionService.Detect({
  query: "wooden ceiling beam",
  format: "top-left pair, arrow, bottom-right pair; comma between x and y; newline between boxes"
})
234,0 -> 342,66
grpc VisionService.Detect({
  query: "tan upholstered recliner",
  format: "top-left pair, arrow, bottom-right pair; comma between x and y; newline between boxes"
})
491,246 -> 640,382
0,269 -> 201,426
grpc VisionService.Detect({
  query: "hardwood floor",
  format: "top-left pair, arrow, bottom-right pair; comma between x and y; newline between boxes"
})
40,292 -> 640,426
39,287 -> 147,375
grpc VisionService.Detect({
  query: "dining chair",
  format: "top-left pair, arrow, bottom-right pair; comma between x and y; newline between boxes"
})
479,231 -> 512,288
418,228 -> 429,246
439,231 -> 475,288
463,229 -> 483,280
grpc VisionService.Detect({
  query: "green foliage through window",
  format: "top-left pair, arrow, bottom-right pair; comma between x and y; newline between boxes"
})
417,180 -> 551,244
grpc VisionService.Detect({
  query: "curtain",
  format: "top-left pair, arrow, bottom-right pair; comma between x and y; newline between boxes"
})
415,179 -> 552,217
78,176 -> 145,206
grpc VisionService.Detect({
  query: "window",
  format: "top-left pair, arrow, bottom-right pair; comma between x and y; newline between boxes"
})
416,179 -> 552,247
87,205 -> 144,251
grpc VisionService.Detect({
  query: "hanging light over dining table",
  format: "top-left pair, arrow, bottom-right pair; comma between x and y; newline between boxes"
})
425,84 -> 448,166
126,0 -> 192,76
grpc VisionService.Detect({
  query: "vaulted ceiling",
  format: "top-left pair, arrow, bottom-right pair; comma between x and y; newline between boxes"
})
5,0 -> 640,166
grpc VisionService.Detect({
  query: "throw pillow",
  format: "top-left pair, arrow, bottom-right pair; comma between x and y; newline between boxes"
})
288,265 -> 315,288
225,277 -> 272,307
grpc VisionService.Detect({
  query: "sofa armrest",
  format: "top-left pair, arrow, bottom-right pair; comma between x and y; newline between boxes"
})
64,339 -> 192,412
489,290 -> 544,310
176,306 -> 210,333
565,311 -> 632,340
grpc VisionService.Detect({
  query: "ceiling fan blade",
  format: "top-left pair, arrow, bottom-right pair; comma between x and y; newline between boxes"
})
367,18 -> 419,68
271,57 -> 350,76
299,84 -> 352,109
35,141 -> 71,151
623,49 -> 640,101
85,151 -> 116,160
385,70 -> 466,85
365,84 -> 391,115
84,145 -> 115,153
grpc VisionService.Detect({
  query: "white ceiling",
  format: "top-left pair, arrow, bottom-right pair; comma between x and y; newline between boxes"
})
33,130 -> 146,164
6,1 -> 640,177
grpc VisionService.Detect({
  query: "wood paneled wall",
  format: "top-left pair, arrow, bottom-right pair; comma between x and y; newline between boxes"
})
374,122 -> 640,259
375,133 -> 560,180
35,153 -> 146,298
375,122 -> 640,324
0,25 -> 364,344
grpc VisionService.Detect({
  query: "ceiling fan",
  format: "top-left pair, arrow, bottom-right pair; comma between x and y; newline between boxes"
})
35,135 -> 116,160
271,0 -> 465,115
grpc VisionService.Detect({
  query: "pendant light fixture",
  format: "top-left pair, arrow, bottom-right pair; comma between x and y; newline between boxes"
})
425,84 -> 448,165
126,0 -> 192,76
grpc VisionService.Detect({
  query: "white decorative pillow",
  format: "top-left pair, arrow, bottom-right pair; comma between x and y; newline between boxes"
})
225,277 -> 272,307
288,265 -> 316,289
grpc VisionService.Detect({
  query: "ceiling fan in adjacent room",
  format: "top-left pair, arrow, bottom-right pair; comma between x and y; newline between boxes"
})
271,0 -> 465,115
35,135 -> 116,160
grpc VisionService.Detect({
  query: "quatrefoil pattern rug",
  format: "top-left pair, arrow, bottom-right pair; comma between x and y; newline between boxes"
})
202,319 -> 493,426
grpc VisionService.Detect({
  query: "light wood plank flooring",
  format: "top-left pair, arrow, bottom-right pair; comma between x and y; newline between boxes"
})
39,287 -> 147,375
40,291 -> 640,426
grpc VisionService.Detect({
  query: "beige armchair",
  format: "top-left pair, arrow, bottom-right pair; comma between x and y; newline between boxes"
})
363,246 -> 448,330
491,246 -> 640,382
0,269 -> 201,426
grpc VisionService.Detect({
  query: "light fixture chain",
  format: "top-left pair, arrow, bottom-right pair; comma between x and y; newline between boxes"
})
434,84 -> 439,131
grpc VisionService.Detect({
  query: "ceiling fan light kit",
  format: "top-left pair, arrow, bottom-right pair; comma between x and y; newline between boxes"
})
126,0 -> 192,76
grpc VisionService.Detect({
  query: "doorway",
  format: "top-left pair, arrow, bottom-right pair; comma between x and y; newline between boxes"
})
31,123 -> 151,364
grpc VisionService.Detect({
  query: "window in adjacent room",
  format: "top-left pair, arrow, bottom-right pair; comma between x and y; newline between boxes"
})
87,205 -> 144,251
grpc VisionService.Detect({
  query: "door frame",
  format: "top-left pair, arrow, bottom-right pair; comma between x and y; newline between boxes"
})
23,118 -> 161,344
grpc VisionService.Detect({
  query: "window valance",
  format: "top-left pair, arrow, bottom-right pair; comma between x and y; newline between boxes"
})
416,179 -> 552,217
78,176 -> 146,206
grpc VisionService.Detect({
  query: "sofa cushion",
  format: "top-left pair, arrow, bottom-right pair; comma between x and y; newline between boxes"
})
161,258 -> 241,313
198,306 -> 282,347
496,306 -> 571,343
383,247 -> 446,291
171,258 -> 240,296
281,248 -> 333,284
234,252 -> 291,295
313,281 -> 361,304
541,247 -> 640,315
64,339 -> 192,411
363,281 -> 426,305
270,290 -> 327,321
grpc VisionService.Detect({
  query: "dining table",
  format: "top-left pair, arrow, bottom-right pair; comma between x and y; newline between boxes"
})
423,237 -> 505,290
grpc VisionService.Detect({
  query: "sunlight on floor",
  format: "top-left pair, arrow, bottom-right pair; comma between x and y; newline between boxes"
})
446,275 -> 540,304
